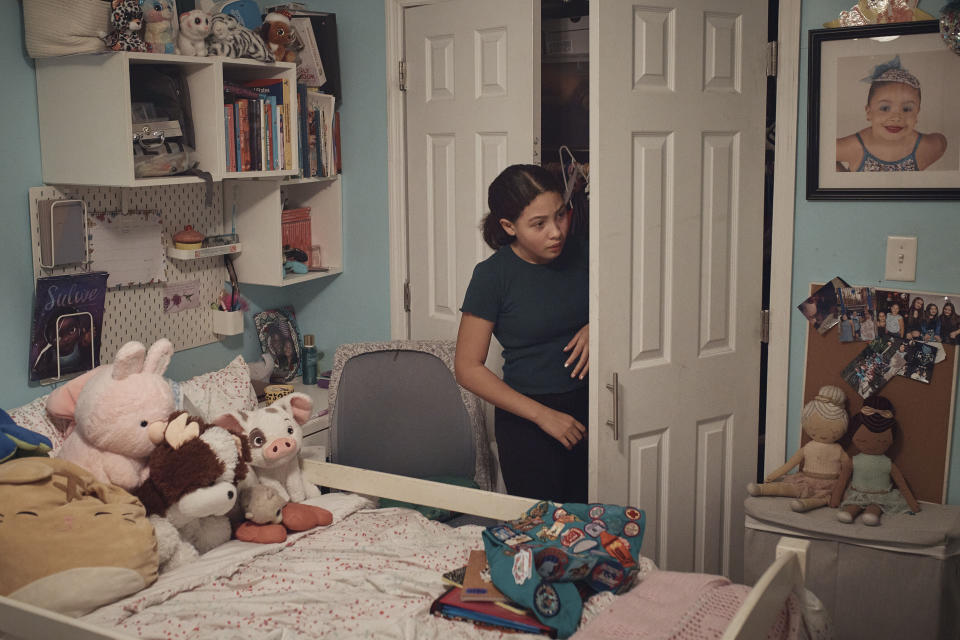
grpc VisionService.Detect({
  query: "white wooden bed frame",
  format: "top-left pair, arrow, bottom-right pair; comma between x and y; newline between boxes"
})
0,460 -> 811,640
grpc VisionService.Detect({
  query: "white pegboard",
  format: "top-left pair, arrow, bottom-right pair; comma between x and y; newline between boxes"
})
29,183 -> 229,367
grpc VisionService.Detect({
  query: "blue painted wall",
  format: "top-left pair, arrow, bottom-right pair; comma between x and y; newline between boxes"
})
788,0 -> 960,503
0,0 -> 389,409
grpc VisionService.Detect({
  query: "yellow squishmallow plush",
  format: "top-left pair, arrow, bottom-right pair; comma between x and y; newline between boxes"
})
0,457 -> 158,616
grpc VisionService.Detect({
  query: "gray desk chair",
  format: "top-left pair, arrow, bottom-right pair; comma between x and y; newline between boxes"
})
327,341 -> 495,501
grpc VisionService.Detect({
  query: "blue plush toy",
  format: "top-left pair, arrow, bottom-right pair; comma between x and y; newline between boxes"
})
0,409 -> 52,463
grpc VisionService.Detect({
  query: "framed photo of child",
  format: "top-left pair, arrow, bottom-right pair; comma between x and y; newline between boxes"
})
807,21 -> 960,200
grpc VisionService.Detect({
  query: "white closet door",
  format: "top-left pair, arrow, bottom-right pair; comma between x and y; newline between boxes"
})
591,0 -> 768,582
405,0 -> 540,341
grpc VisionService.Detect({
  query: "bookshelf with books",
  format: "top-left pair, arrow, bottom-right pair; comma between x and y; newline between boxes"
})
34,52 -> 343,289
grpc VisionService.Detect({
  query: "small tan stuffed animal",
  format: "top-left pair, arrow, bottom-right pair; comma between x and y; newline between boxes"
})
241,483 -> 286,525
748,384 -> 851,512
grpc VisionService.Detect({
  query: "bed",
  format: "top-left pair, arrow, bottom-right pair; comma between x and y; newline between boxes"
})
0,350 -> 824,639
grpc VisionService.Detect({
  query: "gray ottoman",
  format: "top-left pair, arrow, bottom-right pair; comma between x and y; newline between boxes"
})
743,496 -> 960,640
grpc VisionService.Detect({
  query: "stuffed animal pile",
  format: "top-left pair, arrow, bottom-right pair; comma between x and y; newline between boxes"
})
103,0 -> 149,52
142,0 -> 177,53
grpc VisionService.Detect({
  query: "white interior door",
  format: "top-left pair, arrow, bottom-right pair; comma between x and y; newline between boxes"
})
590,1 -> 768,583
405,0 -> 540,341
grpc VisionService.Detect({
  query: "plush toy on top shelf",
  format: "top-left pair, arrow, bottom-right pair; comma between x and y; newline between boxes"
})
206,12 -> 275,62
103,0 -> 149,52
834,396 -> 920,526
142,0 -> 177,54
747,384 -> 851,513
176,9 -> 211,56
260,11 -> 298,63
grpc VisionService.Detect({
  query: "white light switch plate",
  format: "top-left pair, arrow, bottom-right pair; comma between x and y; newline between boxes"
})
885,235 -> 917,282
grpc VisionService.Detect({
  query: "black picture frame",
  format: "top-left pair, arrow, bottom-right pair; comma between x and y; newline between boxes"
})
807,21 -> 960,200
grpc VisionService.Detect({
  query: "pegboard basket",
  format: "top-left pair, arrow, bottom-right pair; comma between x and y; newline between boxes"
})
212,309 -> 243,336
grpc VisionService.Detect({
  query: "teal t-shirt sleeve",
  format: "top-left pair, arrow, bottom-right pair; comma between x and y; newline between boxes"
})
461,260 -> 499,323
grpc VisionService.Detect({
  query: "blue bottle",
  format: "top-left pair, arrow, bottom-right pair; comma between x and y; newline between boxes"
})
302,334 -> 318,385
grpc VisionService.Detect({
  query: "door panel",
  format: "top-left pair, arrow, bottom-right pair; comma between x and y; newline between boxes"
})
405,0 -> 540,341
591,1 -> 767,582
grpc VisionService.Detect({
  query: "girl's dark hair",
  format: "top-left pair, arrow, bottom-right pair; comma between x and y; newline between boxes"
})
481,164 -> 563,250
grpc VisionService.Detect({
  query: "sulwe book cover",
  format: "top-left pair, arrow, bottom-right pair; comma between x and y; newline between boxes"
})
29,272 -> 108,383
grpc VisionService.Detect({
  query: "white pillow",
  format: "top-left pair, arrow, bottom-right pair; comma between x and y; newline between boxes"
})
175,355 -> 259,421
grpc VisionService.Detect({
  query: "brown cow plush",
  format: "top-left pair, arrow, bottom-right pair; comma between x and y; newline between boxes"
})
134,412 -> 250,571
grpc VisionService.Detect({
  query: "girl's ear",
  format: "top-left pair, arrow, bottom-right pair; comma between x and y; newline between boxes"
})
499,218 -> 517,237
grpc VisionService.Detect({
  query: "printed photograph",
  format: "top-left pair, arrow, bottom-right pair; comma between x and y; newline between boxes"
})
838,286 -> 876,342
841,334 -> 905,399
797,276 -> 848,334
874,289 -> 912,339
940,296 -> 960,345
900,338 -> 937,384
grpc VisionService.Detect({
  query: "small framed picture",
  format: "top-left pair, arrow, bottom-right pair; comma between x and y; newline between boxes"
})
253,306 -> 303,383
807,21 -> 960,200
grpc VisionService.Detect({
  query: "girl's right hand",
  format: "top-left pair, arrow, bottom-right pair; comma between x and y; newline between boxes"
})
535,407 -> 586,450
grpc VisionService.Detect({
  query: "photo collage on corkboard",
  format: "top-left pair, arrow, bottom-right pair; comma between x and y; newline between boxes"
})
801,281 -> 958,503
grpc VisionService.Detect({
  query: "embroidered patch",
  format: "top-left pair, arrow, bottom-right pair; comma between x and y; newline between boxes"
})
534,583 -> 561,617
535,548 -> 568,580
570,537 -> 598,554
623,521 -> 641,537
625,507 -> 642,520
584,519 -> 607,537
587,560 -> 625,591
513,547 -> 533,584
588,504 -> 606,519
561,527 -> 585,547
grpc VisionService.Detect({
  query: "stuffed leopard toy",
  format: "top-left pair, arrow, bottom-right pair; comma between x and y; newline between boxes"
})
104,0 -> 149,52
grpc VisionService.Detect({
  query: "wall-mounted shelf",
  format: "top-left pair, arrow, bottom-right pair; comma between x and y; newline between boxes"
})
167,243 -> 242,260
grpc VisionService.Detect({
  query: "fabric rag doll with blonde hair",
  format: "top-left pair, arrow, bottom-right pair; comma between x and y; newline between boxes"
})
747,384 -> 851,512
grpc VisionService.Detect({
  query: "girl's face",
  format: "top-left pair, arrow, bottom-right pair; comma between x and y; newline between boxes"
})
912,297 -> 924,311
945,304 -> 955,317
866,83 -> 920,142
501,191 -> 569,264
878,311 -> 887,324
928,304 -> 939,318
890,303 -> 900,315
853,424 -> 893,455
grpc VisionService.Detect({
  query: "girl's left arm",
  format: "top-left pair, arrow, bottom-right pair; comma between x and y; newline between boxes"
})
563,324 -> 589,379
917,133 -> 947,170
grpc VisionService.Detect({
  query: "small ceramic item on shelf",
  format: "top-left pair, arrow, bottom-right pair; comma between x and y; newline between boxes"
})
173,225 -> 204,250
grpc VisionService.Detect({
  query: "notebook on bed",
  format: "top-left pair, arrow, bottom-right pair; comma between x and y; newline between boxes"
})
430,586 -> 556,637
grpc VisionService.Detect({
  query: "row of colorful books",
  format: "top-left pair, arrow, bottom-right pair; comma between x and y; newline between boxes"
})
223,79 -> 294,173
432,549 -> 556,637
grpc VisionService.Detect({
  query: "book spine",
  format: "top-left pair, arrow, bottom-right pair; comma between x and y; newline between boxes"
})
269,96 -> 279,170
224,105 -> 236,172
250,99 -> 261,171
297,83 -> 310,177
333,110 -> 341,174
282,78 -> 293,171
237,100 -> 250,172
265,101 -> 273,172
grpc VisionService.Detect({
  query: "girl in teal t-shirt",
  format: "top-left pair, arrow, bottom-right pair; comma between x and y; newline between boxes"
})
456,164 -> 589,503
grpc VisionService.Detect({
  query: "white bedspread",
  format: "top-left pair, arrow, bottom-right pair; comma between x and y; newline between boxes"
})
82,493 -> 539,639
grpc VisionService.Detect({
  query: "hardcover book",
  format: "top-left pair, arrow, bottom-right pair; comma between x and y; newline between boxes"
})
430,586 -> 555,637
461,549 -> 508,602
29,272 -> 108,383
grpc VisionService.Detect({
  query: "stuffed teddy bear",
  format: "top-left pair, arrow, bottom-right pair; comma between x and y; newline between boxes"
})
103,0 -> 149,52
834,396 -> 920,526
214,391 -> 320,502
0,457 -> 158,615
142,0 -> 176,54
747,384 -> 851,512
134,411 -> 250,571
176,9 -> 211,56
260,11 -> 297,63
54,339 -> 175,491
241,483 -> 286,524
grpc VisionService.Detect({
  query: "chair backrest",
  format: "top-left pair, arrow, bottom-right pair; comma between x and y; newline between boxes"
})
328,340 -> 493,491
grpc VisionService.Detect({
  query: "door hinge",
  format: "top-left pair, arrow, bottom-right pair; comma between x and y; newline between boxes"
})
766,40 -> 778,77
403,279 -> 411,312
399,60 -> 407,92
761,308 -> 770,343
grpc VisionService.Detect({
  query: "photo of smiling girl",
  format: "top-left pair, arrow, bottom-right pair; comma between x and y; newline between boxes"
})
836,56 -> 947,172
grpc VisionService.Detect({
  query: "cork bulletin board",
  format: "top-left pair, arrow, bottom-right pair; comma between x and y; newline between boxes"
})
802,285 -> 958,503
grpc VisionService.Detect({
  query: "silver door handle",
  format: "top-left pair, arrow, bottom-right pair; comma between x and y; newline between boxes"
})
606,372 -> 619,441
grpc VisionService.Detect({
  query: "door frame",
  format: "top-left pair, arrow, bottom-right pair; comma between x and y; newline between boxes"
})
384,0 -> 802,474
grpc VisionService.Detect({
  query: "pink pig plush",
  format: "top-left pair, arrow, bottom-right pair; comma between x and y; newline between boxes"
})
54,339 -> 176,491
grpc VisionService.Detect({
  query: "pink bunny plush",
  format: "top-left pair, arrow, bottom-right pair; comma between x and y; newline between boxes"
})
54,339 -> 176,491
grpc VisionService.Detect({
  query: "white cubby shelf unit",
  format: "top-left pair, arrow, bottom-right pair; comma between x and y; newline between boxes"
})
34,51 -> 343,289
224,176 -> 342,287
35,52 -> 300,186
